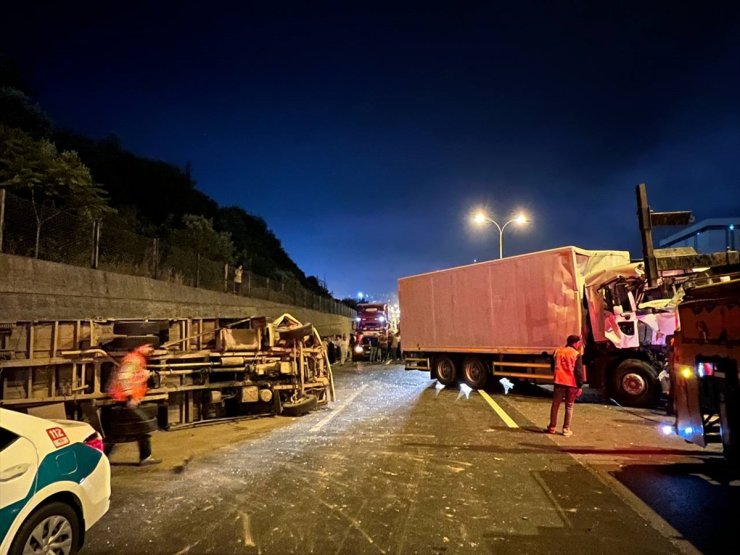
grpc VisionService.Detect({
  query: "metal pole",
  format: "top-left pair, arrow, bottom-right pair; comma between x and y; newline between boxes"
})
90,219 -> 100,269
499,228 -> 503,259
0,188 -> 6,253
636,183 -> 658,287
152,238 -> 159,279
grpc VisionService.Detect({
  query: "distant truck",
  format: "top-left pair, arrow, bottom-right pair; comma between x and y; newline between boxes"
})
353,302 -> 390,360
398,246 -> 681,407
672,275 -> 740,469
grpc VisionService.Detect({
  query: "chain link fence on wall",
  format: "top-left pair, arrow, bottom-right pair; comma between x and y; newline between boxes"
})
0,191 -> 356,318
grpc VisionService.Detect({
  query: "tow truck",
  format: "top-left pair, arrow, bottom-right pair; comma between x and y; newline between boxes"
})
672,274 -> 740,470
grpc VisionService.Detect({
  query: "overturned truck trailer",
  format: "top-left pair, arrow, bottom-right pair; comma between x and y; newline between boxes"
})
0,313 -> 333,430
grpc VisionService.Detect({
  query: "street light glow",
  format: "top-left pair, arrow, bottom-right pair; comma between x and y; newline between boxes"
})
468,207 -> 533,259
472,211 -> 488,225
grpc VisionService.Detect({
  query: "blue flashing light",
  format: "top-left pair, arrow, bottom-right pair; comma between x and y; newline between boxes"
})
731,225 -> 735,231
683,426 -> 693,436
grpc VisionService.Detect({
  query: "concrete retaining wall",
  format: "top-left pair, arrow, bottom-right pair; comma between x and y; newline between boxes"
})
0,254 -> 352,336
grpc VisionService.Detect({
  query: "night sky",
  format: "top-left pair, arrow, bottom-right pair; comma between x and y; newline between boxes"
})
4,2 -> 740,300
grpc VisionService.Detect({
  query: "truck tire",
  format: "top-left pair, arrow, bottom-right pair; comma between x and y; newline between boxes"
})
279,323 -> 313,340
281,394 -> 318,416
462,356 -> 488,389
113,321 -> 162,335
433,355 -> 457,387
106,404 -> 158,422
107,335 -> 161,350
611,359 -> 658,407
108,418 -> 159,436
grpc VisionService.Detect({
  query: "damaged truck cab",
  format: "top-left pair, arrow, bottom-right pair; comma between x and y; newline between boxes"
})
584,263 -> 679,406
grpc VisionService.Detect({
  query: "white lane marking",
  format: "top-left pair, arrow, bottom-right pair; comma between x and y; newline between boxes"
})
238,511 -> 256,547
478,390 -> 519,428
310,384 -> 369,432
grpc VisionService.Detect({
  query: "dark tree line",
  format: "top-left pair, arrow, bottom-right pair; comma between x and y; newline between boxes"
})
0,55 -> 334,298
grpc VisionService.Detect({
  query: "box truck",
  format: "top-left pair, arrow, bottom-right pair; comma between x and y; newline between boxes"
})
398,246 -> 680,407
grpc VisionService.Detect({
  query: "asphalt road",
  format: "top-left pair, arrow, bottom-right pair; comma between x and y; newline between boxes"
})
85,363 -> 738,554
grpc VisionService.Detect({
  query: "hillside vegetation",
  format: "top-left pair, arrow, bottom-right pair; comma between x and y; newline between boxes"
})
0,56 -> 332,298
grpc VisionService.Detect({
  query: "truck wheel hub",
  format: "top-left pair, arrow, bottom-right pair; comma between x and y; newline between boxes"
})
622,373 -> 646,396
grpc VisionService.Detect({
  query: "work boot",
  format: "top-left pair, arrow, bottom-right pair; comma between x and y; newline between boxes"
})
139,456 -> 162,466
562,428 -> 573,437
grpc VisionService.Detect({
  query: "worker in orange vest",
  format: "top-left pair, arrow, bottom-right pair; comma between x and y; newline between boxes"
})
546,334 -> 585,437
109,344 -> 153,407
106,343 -> 161,465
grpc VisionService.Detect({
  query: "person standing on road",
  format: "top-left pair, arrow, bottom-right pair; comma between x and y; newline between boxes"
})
340,334 -> 350,364
389,332 -> 399,361
547,334 -> 584,437
379,333 -> 389,362
106,343 -> 161,465
234,265 -> 243,295
349,333 -> 357,361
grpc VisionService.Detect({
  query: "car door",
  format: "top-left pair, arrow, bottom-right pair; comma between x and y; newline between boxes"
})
0,427 -> 39,533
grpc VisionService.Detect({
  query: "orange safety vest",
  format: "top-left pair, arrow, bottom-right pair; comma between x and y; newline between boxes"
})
108,348 -> 150,403
553,345 -> 580,387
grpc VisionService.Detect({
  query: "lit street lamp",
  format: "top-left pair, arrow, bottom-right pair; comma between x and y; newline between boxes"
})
471,210 -> 529,259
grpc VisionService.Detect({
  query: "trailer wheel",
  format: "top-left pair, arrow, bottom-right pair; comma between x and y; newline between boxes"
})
281,394 -> 318,417
433,355 -> 457,387
611,359 -> 658,407
113,321 -> 162,335
105,404 -> 158,422
107,334 -> 161,350
462,357 -> 488,389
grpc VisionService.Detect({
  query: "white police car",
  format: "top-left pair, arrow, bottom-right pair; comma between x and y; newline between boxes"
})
0,408 -> 110,555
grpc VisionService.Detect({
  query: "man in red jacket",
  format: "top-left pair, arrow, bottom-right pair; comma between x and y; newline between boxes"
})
547,335 -> 585,437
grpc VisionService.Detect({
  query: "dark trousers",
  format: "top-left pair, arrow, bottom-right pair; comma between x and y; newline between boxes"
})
137,435 -> 153,460
549,384 -> 578,430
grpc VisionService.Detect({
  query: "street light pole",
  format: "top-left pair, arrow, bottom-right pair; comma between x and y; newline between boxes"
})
471,211 -> 529,259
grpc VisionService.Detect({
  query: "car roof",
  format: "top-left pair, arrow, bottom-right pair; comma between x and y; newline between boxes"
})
0,407 -> 93,448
